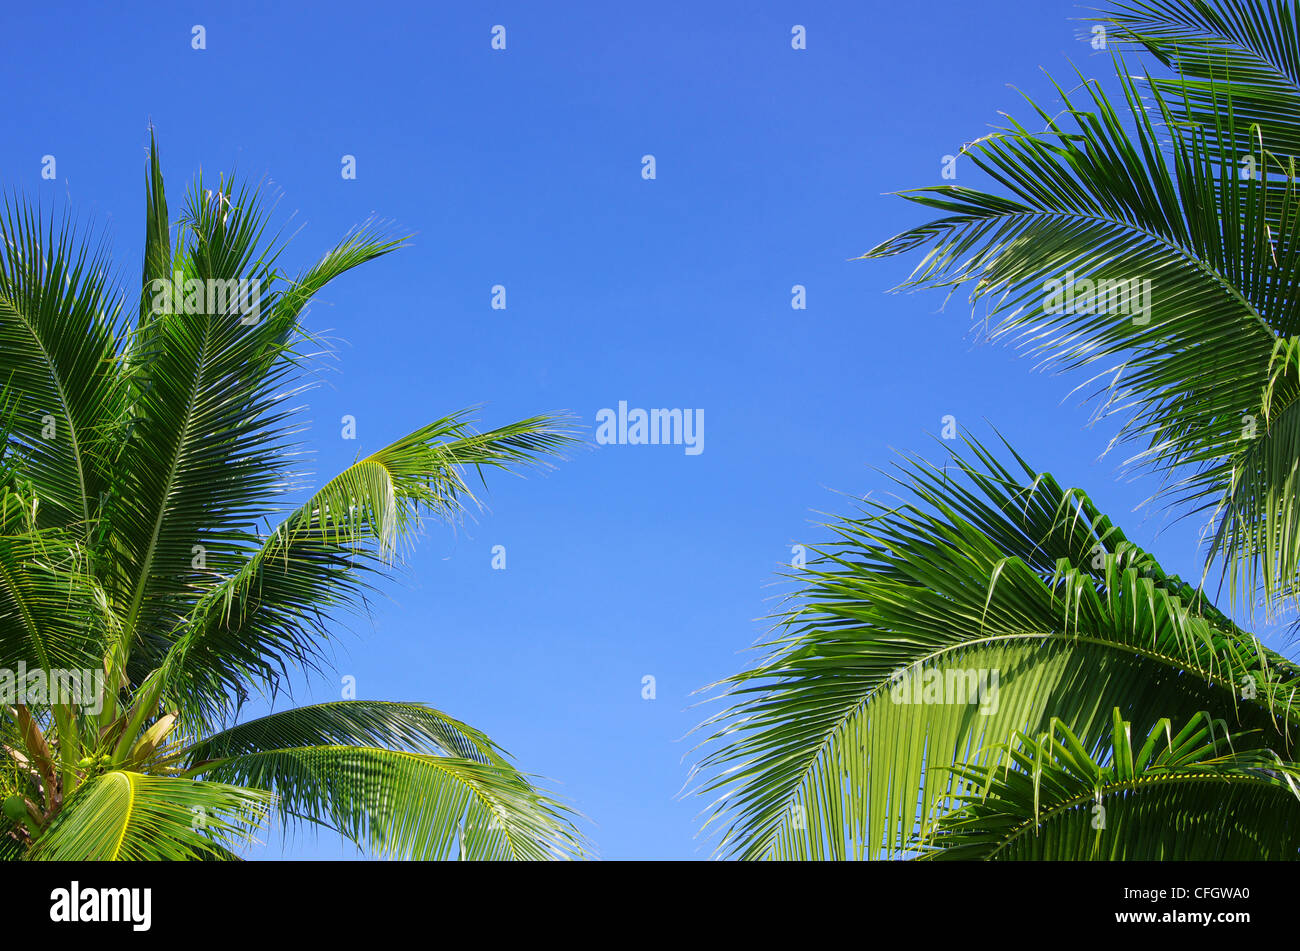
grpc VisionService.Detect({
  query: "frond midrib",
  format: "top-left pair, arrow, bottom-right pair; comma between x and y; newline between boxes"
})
901,203 -> 1279,345
208,745 -> 535,861
740,625 -> 1287,860
119,317 -> 214,657
983,769 -> 1291,859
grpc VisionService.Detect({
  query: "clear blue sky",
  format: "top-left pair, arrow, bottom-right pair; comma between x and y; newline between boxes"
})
0,0 -> 1244,858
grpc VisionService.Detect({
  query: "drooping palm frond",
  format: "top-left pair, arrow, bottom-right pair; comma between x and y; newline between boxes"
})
860,18 -> 1300,609
0,200 -> 128,535
153,412 -> 577,728
1105,0 -> 1300,159
180,701 -> 581,860
185,701 -> 507,766
194,744 -> 579,861
920,709 -> 1300,859
0,410 -> 107,674
693,435 -> 1299,859
30,771 -> 270,861
0,507 -> 103,673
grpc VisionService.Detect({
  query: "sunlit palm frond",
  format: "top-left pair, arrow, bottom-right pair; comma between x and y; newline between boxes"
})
194,744 -> 580,861
154,413 -> 577,727
922,709 -> 1300,859
694,436 -> 1298,859
30,771 -> 270,861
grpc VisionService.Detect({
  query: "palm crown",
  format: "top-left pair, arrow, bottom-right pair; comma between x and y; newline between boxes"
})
695,0 -> 1300,859
0,135 -> 582,860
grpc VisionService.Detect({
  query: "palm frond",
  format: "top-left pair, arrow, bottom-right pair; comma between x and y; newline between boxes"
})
1105,0 -> 1300,158
0,136 -> 580,862
859,44 -> 1300,609
922,708 -> 1300,859
693,435 -> 1298,859
194,744 -> 581,860
0,200 -> 127,534
155,413 -> 577,727
185,700 -> 507,766
30,771 -> 269,861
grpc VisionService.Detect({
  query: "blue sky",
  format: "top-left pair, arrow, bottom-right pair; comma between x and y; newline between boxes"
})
0,0 -> 1245,858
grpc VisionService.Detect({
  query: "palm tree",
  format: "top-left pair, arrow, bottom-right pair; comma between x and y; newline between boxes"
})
693,0 -> 1300,860
0,134 -> 582,860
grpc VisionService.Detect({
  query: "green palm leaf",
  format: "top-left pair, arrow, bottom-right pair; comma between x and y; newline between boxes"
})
30,771 -> 270,861
194,745 -> 579,861
696,0 -> 1300,864
922,709 -> 1300,859
859,24 -> 1300,608
155,412 -> 576,727
0,201 -> 127,535
186,701 -> 509,766
694,436 -> 1298,859
1106,0 -> 1300,159
0,136 -> 584,861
